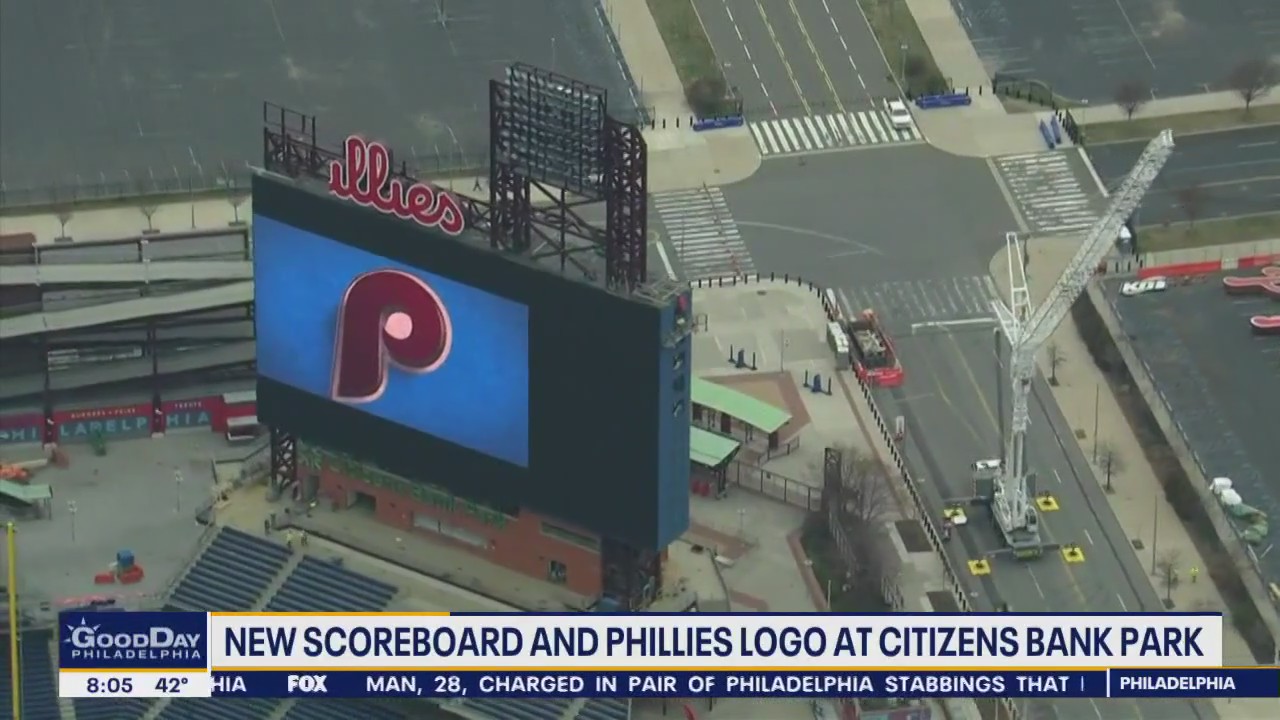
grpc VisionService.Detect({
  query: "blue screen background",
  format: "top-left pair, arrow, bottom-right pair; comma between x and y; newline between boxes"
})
254,216 -> 530,467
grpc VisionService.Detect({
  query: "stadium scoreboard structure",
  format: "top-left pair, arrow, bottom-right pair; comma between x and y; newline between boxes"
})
253,65 -> 686,610
252,174 -> 690,551
496,63 -> 609,199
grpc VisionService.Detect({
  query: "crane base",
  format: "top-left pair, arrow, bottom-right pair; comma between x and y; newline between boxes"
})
995,524 -> 1045,560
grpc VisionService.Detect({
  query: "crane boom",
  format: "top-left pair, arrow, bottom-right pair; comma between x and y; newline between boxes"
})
984,130 -> 1175,555
1023,130 -> 1176,349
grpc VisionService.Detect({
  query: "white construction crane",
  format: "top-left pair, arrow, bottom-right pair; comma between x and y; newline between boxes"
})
980,130 -> 1176,557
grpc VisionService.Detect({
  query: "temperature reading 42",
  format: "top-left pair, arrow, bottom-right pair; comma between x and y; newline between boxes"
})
156,677 -> 190,694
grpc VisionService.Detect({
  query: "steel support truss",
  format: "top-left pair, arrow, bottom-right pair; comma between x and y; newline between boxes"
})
269,426 -> 297,493
601,536 -> 663,612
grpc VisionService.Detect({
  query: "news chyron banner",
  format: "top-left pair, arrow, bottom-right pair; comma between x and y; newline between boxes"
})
59,611 -> 1280,700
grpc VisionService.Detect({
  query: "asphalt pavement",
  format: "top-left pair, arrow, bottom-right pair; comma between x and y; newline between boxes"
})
719,144 -> 1010,278
697,0 -> 900,116
954,0 -> 1280,101
867,325 -> 1213,720
1086,125 -> 1280,226
0,0 -> 638,195
715,147 -> 1215,720
1101,272 -> 1280,583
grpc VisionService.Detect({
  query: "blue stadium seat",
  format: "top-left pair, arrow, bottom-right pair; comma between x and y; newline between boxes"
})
0,629 -> 61,720
73,698 -> 156,720
168,527 -> 292,611
155,697 -> 279,720
264,556 -> 397,612
283,699 -> 408,720
578,697 -> 631,720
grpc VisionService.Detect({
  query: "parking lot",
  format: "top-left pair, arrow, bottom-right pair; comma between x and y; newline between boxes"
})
1101,269 -> 1280,581
1087,126 -> 1280,226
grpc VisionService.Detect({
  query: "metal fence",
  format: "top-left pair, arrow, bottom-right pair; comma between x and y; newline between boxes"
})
0,153 -> 489,213
0,168 -> 255,212
725,459 -> 820,511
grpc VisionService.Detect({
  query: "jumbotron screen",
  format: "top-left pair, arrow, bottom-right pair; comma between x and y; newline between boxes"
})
251,173 -> 689,549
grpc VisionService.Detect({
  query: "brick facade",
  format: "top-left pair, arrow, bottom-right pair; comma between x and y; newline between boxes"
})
314,460 -> 603,598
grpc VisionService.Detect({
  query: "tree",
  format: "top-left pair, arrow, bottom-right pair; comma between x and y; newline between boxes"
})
816,445 -> 900,605
685,75 -> 729,119
140,204 -> 159,234
1046,342 -> 1065,386
1096,442 -> 1124,493
1113,79 -> 1151,120
54,206 -> 73,242
824,444 -> 893,526
1225,57 -> 1280,110
1155,549 -> 1183,606
1175,185 -> 1208,228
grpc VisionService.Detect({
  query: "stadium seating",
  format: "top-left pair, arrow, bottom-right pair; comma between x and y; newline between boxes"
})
264,556 -> 397,612
0,629 -> 60,720
73,697 -> 156,720
154,696 -> 279,720
167,527 -> 292,611
577,698 -> 631,720
464,697 -> 574,720
284,699 -> 409,720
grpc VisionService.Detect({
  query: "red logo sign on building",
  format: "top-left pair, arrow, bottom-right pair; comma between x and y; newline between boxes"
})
1223,266 -> 1280,336
328,135 -> 466,236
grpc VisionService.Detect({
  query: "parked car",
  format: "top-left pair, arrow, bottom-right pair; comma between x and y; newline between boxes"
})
885,99 -> 913,130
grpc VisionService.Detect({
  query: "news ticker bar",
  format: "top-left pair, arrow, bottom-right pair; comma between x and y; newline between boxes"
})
59,669 -> 1280,699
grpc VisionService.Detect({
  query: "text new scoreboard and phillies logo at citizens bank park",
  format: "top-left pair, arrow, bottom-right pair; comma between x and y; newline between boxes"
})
58,612 -> 1280,700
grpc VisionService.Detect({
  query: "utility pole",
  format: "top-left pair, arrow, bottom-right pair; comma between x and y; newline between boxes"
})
174,470 -> 184,513
1151,497 -> 1159,575
1092,384 -> 1100,462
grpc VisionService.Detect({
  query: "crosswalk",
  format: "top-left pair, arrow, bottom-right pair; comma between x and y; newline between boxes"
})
651,187 -> 755,280
993,151 -> 1103,235
749,110 -> 923,158
836,275 -> 1001,332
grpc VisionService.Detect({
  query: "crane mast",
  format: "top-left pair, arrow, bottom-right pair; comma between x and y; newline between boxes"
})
982,130 -> 1175,556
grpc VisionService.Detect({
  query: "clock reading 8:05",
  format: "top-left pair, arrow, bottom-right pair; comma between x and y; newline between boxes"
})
86,677 -> 133,694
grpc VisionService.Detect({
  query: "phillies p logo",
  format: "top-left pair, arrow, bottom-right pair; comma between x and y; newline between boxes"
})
331,269 -> 452,403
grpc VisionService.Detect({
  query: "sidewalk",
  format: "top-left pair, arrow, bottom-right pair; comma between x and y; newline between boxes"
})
989,237 -> 1275,719
905,0 -> 1280,158
1074,91 -> 1280,123
598,0 -> 759,181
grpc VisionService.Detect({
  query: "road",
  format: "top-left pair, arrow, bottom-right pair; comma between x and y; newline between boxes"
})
714,149 -> 1215,720
698,0 -> 898,116
1087,125 -> 1280,226
865,324 -> 1212,720
953,0 -> 1280,102
695,0 -> 921,157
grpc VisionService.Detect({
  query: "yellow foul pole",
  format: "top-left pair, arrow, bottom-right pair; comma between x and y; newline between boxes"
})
7,522 -> 20,720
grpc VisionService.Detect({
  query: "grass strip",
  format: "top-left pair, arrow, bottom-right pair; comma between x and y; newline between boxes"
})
1082,106 -> 1280,144
1138,212 -> 1280,252
857,0 -> 946,95
645,0 -> 737,115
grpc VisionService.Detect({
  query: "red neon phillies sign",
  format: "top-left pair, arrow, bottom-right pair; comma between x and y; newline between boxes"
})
1223,266 -> 1279,335
328,135 -> 466,236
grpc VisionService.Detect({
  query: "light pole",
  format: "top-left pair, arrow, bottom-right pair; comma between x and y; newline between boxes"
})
899,44 -> 909,86
174,470 -> 184,513
1151,496 -> 1159,575
1092,384 -> 1100,462
68,501 -> 78,543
